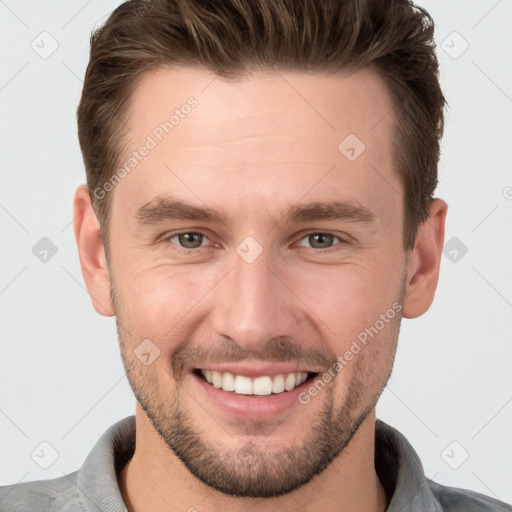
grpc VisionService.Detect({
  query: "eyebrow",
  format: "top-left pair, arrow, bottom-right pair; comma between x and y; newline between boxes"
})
135,195 -> 375,227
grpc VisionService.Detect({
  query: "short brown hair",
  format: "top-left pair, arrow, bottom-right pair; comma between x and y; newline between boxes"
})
77,0 -> 445,254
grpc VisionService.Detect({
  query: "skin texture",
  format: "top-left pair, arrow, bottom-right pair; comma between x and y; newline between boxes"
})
73,66 -> 447,512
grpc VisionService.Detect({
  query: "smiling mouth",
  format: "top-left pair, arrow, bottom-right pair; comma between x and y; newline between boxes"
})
193,368 -> 318,396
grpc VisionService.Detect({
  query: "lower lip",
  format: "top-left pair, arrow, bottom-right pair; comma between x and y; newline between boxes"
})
190,371 -> 318,421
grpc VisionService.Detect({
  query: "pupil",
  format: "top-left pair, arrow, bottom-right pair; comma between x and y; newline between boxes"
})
180,233 -> 202,248
311,233 -> 332,248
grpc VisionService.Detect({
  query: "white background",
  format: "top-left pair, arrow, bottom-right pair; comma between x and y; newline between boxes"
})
0,0 -> 511,504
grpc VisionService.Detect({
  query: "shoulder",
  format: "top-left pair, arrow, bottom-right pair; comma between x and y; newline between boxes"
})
0,416 -> 135,512
428,480 -> 512,512
0,471 -> 82,512
374,419 -> 511,512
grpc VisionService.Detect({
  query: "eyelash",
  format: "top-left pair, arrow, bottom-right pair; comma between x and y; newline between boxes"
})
159,230 -> 347,254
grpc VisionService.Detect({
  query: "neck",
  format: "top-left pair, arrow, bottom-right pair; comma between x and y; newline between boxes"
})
118,404 -> 387,512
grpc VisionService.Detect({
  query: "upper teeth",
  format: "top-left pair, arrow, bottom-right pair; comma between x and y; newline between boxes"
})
200,370 -> 309,396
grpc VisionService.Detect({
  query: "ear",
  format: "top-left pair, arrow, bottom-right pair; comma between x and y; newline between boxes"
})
402,198 -> 448,319
73,185 -> 114,317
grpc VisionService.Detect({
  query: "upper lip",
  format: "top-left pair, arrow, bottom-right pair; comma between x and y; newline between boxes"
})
192,363 -> 320,379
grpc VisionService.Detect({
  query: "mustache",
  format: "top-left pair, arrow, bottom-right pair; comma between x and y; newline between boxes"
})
171,336 -> 337,381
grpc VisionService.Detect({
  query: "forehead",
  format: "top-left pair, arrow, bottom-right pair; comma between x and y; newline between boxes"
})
127,65 -> 394,148
112,65 -> 400,228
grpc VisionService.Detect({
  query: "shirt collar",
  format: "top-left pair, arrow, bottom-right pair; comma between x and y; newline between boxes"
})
77,415 -> 134,512
375,419 -> 442,511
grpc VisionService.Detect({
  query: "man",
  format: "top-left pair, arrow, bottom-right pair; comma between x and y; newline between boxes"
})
0,0 -> 509,511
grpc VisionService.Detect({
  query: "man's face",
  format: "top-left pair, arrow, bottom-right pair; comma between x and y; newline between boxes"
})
107,66 -> 408,497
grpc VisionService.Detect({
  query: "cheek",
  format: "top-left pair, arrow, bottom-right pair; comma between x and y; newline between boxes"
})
292,263 -> 400,342
328,311 -> 400,406
113,264 -> 218,341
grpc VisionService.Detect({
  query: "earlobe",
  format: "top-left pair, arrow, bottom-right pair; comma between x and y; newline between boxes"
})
401,198 -> 448,319
73,185 -> 114,317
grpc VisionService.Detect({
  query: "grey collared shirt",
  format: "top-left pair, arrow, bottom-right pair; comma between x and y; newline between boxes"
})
0,416 -> 509,511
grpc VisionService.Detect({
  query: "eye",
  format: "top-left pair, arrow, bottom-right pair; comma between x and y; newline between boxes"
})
163,231 -> 211,250
159,230 -> 346,253
296,232 -> 345,251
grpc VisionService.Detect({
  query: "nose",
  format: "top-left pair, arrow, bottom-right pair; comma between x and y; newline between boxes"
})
210,241 -> 298,353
